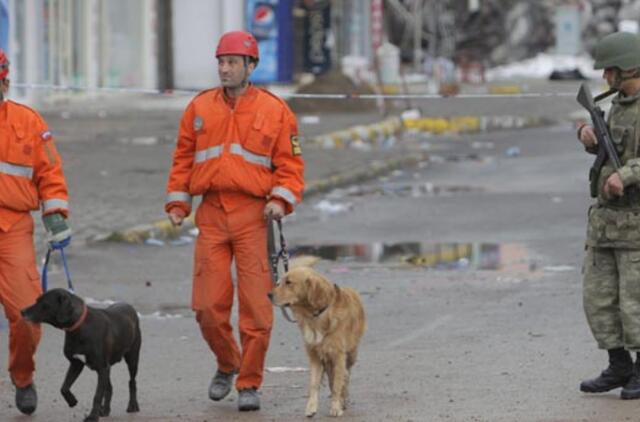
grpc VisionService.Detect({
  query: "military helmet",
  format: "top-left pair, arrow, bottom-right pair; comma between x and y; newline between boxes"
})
593,31 -> 640,70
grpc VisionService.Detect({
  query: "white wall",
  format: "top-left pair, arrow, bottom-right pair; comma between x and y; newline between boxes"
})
172,0 -> 244,90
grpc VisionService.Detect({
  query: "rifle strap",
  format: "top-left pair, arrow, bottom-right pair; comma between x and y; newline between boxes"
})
594,88 -> 617,103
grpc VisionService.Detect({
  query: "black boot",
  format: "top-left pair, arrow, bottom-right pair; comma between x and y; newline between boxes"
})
15,383 -> 37,415
621,353 -> 640,399
580,348 -> 633,393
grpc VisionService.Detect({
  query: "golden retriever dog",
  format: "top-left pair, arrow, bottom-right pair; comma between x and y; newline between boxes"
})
270,267 -> 366,417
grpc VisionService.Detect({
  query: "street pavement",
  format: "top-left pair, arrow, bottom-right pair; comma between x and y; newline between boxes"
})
0,79 -> 622,421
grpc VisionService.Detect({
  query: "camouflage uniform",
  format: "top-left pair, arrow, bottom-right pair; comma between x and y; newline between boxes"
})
584,92 -> 640,351
578,31 -> 640,399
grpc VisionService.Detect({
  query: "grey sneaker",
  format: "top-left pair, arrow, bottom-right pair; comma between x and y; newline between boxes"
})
238,388 -> 260,411
208,370 -> 235,401
15,383 -> 37,415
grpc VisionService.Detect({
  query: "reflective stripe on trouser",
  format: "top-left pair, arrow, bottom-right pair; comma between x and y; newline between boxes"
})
192,196 -> 273,390
0,214 -> 42,387
583,246 -> 640,350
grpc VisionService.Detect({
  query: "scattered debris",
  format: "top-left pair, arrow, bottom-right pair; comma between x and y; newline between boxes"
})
505,146 -> 521,157
313,200 -> 353,215
144,238 -> 165,247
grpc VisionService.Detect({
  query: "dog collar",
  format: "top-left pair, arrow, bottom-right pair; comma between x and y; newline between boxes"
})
312,284 -> 340,318
65,303 -> 88,332
312,306 -> 328,318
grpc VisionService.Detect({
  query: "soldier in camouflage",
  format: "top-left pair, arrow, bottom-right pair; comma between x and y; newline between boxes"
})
578,31 -> 640,400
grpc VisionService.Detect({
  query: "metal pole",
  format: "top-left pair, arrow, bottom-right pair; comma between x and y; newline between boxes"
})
156,0 -> 173,91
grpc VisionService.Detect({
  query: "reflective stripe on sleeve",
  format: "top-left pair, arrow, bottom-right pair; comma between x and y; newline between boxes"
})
0,161 -> 33,178
194,146 -> 223,163
230,143 -> 271,168
166,191 -> 192,205
42,198 -> 69,212
271,186 -> 297,205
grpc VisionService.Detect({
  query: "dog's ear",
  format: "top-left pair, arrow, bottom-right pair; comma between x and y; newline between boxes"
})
55,292 -> 75,326
306,274 -> 333,311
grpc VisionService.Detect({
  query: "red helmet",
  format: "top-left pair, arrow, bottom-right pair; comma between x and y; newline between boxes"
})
0,49 -> 8,80
215,31 -> 259,60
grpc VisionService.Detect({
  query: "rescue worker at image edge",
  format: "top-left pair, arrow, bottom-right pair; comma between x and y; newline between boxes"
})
578,31 -> 640,400
0,48 -> 71,415
164,31 -> 304,412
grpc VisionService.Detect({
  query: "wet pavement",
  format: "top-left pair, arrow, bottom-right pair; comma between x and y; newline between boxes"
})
0,83 -> 621,421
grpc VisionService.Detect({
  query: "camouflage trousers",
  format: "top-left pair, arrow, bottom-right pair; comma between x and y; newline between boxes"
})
584,246 -> 640,351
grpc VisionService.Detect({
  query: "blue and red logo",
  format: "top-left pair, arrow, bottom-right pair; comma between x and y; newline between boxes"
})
252,3 -> 276,40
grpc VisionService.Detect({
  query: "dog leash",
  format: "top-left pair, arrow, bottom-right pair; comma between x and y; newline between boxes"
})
267,216 -> 296,323
41,237 -> 74,292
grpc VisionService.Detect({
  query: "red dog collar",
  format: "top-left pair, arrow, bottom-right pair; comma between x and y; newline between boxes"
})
65,303 -> 88,332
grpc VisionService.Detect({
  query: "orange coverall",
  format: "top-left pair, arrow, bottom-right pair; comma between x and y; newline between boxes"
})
166,85 -> 304,390
0,100 -> 69,388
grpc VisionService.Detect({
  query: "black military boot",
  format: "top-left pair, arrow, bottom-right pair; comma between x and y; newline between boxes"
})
621,353 -> 640,399
580,348 -> 633,393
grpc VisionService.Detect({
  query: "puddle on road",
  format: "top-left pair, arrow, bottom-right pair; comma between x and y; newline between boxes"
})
290,242 -> 535,272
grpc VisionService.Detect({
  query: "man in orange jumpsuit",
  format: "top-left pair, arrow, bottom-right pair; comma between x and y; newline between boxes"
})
165,31 -> 304,411
0,49 -> 71,415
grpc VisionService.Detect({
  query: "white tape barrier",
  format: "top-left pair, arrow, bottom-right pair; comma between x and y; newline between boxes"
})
11,82 -> 578,100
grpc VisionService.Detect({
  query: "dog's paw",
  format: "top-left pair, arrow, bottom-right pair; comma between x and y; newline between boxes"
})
83,415 -> 99,422
99,405 -> 110,416
329,401 -> 344,417
127,400 -> 140,413
305,399 -> 318,418
62,391 -> 77,408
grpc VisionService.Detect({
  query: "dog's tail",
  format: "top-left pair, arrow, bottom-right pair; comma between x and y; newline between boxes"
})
288,255 -> 321,269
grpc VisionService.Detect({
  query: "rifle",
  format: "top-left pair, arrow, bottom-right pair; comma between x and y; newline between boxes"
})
576,83 -> 621,197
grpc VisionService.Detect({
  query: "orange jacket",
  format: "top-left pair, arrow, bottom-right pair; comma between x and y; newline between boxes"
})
165,85 -> 304,215
0,101 -> 69,232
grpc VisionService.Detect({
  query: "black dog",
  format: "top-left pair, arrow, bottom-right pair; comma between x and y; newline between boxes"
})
21,288 -> 141,422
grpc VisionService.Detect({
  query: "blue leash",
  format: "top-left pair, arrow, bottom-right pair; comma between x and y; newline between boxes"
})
41,237 -> 74,292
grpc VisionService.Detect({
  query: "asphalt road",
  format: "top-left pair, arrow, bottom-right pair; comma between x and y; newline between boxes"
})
2,120 -> 632,421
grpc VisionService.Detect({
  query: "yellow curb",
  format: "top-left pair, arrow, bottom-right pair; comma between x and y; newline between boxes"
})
314,116 -> 405,148
101,215 -> 195,244
403,114 -> 549,134
488,85 -> 522,95
381,84 -> 401,94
